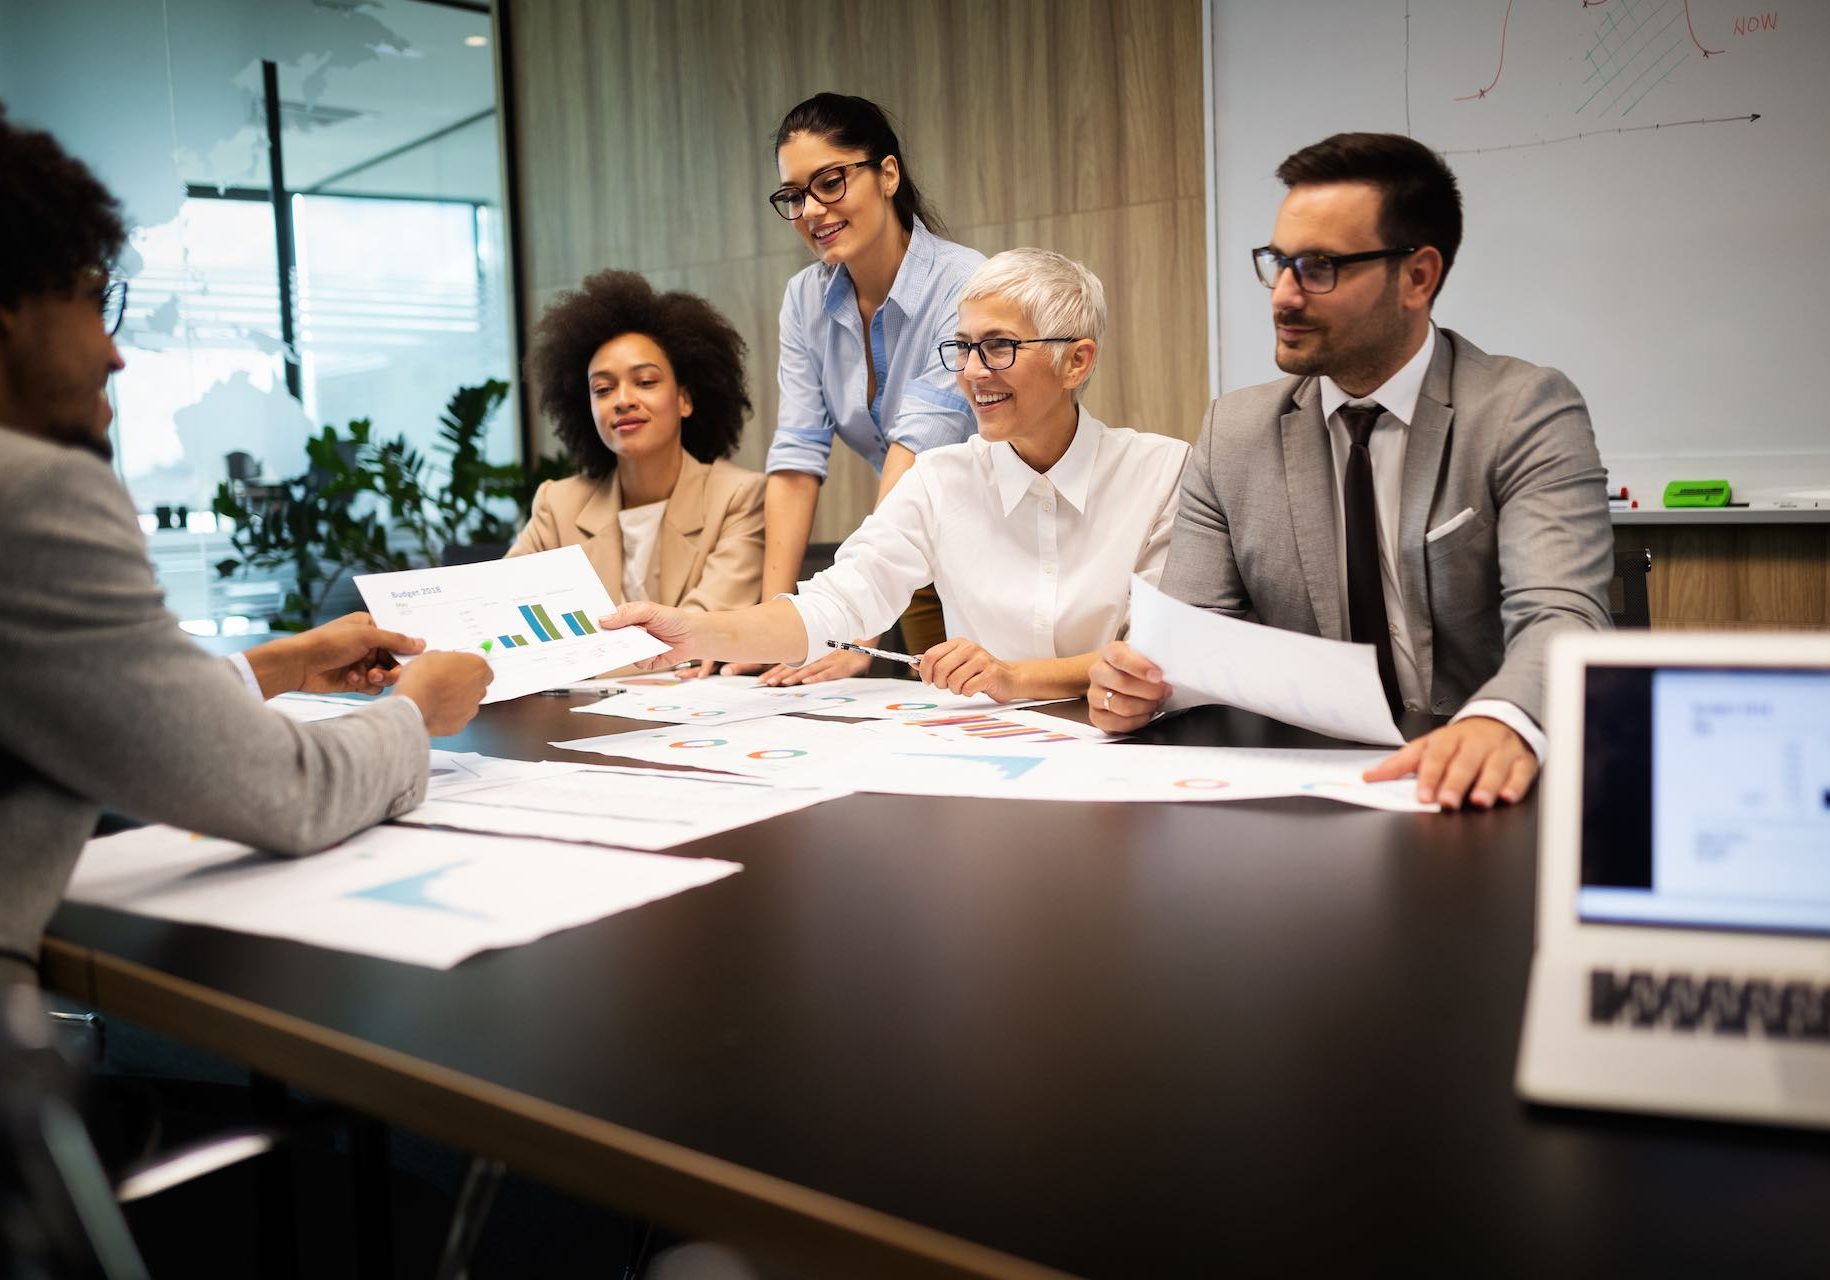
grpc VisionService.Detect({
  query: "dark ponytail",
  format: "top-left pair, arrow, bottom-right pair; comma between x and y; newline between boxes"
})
772,93 -> 946,239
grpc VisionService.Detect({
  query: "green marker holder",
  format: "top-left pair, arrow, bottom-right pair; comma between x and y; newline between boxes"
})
1662,480 -> 1732,508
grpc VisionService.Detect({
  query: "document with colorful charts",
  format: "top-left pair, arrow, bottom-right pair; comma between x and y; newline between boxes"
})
573,672 -> 1070,724
554,715 -> 871,782
844,742 -> 1437,812
67,823 -> 740,969
354,546 -> 667,702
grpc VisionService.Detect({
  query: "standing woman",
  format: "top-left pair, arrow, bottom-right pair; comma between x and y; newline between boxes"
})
507,270 -> 764,619
746,92 -> 984,683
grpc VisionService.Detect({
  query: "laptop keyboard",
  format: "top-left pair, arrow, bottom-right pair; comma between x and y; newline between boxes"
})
1589,969 -> 1830,1040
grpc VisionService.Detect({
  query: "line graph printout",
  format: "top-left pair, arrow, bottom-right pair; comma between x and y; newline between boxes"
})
355,547 -> 667,703
400,760 -> 851,851
66,824 -> 740,968
847,744 -> 1435,812
1642,669 -> 1830,931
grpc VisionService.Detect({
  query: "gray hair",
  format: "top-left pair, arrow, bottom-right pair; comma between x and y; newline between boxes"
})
958,248 -> 1106,398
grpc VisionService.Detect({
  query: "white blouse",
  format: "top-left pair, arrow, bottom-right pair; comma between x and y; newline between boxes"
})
616,499 -> 666,604
790,408 -> 1189,664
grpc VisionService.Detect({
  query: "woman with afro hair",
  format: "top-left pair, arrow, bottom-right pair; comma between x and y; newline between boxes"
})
507,270 -> 764,619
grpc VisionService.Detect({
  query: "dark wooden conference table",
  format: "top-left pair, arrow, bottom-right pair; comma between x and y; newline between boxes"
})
44,696 -> 1830,1277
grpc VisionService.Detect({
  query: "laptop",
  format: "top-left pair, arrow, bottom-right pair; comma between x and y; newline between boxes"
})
1516,630 -> 1830,1128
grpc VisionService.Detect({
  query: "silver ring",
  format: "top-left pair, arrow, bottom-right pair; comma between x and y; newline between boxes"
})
1101,688 -> 1114,711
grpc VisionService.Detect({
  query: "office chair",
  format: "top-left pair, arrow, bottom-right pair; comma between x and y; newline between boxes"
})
1611,548 -> 1652,629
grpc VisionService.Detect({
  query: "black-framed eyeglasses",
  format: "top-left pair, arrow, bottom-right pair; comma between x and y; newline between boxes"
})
936,337 -> 1079,372
768,160 -> 879,220
100,276 -> 129,336
1251,245 -> 1417,295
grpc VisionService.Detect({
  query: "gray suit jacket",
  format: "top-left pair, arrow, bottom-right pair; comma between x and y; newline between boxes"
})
1159,328 -> 1612,725
0,427 -> 430,986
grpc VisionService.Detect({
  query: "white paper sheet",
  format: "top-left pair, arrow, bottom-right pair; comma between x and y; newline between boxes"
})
1127,576 -> 1404,746
857,707 -> 1114,746
266,692 -> 366,721
399,763 -> 850,850
552,715 -> 870,781
573,675 -> 824,725
845,742 -> 1435,811
66,824 -> 741,968
354,547 -> 668,703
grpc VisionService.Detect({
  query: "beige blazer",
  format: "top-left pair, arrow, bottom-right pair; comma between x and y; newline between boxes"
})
507,453 -> 766,611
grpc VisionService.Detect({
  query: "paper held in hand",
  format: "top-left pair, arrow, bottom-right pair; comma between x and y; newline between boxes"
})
1126,576 -> 1404,746
354,545 -> 667,703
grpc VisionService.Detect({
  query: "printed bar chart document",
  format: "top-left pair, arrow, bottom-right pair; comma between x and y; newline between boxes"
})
1128,576 -> 1404,747
355,546 -> 667,703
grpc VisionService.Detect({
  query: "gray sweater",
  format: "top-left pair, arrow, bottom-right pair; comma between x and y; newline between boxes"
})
0,427 -> 429,985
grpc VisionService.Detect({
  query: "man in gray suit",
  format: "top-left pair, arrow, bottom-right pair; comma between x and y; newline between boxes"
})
1090,132 -> 1611,810
0,106 -> 493,985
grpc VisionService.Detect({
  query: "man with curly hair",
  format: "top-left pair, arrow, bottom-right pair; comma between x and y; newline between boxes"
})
0,105 -> 492,986
509,269 -> 764,621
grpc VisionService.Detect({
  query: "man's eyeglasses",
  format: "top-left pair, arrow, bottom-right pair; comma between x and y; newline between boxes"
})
100,276 -> 128,336
1251,246 -> 1416,295
769,160 -> 879,221
936,337 -> 1078,373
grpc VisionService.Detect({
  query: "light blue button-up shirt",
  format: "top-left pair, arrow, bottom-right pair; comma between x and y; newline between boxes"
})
766,219 -> 985,479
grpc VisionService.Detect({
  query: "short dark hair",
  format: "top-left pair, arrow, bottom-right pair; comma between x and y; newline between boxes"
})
525,270 -> 750,481
1276,132 -> 1463,300
0,102 -> 127,311
773,93 -> 947,239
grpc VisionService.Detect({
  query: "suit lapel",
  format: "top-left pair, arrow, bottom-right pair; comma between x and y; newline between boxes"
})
576,473 -> 627,606
1397,334 -> 1457,700
1282,381 -> 1343,638
653,454 -> 708,606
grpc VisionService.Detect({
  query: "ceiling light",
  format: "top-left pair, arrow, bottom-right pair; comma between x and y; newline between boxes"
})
465,35 -> 488,47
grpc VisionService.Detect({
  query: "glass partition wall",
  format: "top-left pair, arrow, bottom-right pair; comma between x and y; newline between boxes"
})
0,0 -> 515,631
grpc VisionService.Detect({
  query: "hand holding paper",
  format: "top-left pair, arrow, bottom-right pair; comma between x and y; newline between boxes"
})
1118,576 -> 1404,746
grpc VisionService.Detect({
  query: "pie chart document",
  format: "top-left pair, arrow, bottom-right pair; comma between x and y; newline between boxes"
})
356,546 -> 667,702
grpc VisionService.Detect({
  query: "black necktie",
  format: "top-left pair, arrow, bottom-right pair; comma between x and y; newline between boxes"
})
1338,403 -> 1404,721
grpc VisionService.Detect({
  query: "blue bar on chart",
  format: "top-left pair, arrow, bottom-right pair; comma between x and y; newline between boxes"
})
561,612 -> 586,636
497,635 -> 518,649
517,604 -> 555,642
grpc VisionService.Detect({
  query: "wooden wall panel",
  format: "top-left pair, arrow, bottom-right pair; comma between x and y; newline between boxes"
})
1615,526 -> 1830,631
507,0 -> 1208,543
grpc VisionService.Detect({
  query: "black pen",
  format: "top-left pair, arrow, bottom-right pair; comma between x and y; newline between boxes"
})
827,639 -> 921,669
538,686 -> 629,698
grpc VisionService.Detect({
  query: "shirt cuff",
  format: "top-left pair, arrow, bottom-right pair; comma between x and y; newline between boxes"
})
888,407 -> 973,456
227,651 -> 264,700
391,692 -> 426,727
765,426 -> 834,479
1453,699 -> 1547,763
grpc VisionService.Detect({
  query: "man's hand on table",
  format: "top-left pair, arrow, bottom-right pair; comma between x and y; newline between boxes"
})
1364,716 -> 1538,810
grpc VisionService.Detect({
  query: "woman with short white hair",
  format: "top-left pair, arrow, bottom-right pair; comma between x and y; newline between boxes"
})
599,249 -> 1189,704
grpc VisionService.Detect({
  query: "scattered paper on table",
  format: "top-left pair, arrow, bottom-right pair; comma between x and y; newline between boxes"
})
400,762 -> 849,850
553,715 -> 865,781
576,675 -> 823,725
66,824 -> 741,968
848,743 -> 1435,811
354,546 -> 667,703
267,692 -> 365,722
1127,576 -> 1404,746
858,707 -> 1114,746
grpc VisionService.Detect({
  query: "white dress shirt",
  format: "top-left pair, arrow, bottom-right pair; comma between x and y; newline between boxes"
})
616,499 -> 666,604
790,407 -> 1190,665
1318,324 -> 1546,759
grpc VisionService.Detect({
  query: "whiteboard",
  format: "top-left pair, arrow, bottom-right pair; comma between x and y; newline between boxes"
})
1206,0 -> 1830,495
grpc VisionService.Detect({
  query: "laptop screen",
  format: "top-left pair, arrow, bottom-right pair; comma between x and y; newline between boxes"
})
1577,665 -> 1830,936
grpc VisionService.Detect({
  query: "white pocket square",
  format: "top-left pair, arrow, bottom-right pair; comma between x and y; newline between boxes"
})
1425,506 -> 1477,543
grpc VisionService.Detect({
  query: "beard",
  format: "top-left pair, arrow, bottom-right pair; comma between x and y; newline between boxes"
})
1272,273 -> 1411,390
42,417 -> 115,463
